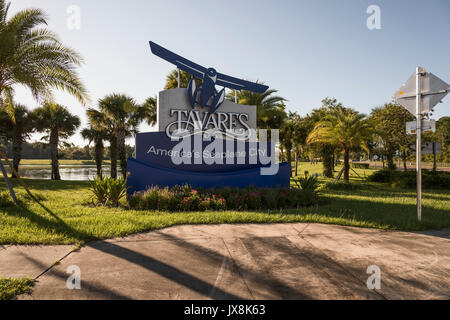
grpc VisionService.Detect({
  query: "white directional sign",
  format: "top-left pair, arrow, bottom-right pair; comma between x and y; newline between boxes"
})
394,67 -> 449,222
406,119 -> 436,135
410,142 -> 442,155
393,69 -> 450,114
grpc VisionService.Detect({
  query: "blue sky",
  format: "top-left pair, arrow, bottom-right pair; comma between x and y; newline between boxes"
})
9,0 -> 450,146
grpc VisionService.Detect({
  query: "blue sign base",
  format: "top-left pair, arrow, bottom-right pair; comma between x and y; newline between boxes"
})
127,158 -> 291,195
126,132 -> 291,195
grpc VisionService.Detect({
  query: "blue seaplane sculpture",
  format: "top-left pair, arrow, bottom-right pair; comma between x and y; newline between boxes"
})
125,42 -> 290,195
149,41 -> 269,113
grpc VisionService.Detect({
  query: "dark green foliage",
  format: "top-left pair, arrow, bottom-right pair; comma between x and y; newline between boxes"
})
129,185 -> 319,212
89,177 -> 127,207
368,169 -> 450,189
353,163 -> 370,169
293,172 -> 319,193
321,145 -> 335,178
369,104 -> 415,170
129,185 -> 226,212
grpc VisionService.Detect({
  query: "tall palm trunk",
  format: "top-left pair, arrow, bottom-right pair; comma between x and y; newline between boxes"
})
49,129 -> 60,180
12,129 -> 22,178
402,153 -> 408,171
321,144 -> 334,178
343,148 -> 350,182
386,147 -> 396,170
110,137 -> 118,179
95,139 -> 104,179
117,129 -> 127,178
286,148 -> 292,177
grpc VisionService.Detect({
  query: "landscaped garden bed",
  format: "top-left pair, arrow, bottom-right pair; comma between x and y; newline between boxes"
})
1,169 -> 450,246
128,185 -> 319,212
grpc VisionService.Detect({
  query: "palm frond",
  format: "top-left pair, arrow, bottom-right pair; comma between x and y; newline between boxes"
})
0,3 -> 89,105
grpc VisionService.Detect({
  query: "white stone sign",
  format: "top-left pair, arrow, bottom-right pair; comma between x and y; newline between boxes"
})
157,88 -> 256,140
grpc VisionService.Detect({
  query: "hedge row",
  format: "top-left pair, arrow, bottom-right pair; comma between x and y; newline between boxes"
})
367,169 -> 450,189
128,185 -> 319,212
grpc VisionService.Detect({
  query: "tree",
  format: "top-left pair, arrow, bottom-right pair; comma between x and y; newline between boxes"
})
227,88 -> 287,129
32,102 -> 80,180
0,0 -> 88,107
81,125 -> 107,178
303,98 -> 344,177
86,107 -> 117,177
97,94 -> 143,178
437,117 -> 450,163
433,116 -> 450,164
369,103 -> 414,170
0,102 -> 35,177
280,111 -> 308,176
279,114 -> 296,175
142,96 -> 157,127
307,107 -> 372,182
290,113 -> 309,176
165,69 -> 201,89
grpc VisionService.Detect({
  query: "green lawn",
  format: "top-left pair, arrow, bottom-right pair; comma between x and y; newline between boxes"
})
0,159 -> 441,301
1,164 -> 449,300
1,163 -> 449,245
0,278 -> 33,300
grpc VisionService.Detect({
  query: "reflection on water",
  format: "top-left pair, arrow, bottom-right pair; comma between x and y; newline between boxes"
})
3,165 -> 122,181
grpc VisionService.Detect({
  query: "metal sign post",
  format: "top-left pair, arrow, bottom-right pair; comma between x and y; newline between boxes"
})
393,66 -> 450,222
415,67 -> 422,221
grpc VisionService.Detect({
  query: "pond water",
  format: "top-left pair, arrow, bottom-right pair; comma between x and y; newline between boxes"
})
3,165 -> 122,181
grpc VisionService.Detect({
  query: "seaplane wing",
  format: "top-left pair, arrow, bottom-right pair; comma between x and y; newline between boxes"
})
216,73 -> 269,93
149,41 -> 206,79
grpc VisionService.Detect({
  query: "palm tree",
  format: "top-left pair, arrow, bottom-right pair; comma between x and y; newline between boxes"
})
86,108 -> 117,178
0,0 -> 89,107
0,102 -> 35,177
279,114 -> 296,169
97,94 -> 143,178
164,69 -> 201,89
142,96 -> 157,126
227,88 -> 287,129
289,113 -> 308,176
304,98 -> 346,178
81,125 -> 107,179
307,107 -> 372,182
32,102 -> 80,180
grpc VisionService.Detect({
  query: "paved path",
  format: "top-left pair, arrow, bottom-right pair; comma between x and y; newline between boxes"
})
1,223 -> 449,300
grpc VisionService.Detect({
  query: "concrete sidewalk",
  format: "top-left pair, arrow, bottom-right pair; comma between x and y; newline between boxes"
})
1,223 -> 449,300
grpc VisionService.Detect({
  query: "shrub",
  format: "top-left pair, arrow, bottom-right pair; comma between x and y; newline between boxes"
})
293,172 -> 319,193
128,185 -> 319,212
247,191 -> 263,210
106,177 -> 127,207
89,177 -> 127,207
367,169 -> 395,183
367,169 -> 450,189
353,163 -> 370,169
210,195 -> 226,210
89,177 -> 108,205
